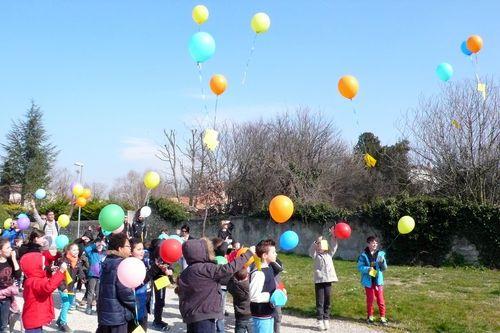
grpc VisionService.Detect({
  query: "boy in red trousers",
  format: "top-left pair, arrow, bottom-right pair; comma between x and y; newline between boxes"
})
20,252 -> 67,333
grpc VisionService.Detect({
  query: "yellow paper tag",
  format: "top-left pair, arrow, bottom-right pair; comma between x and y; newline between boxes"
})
132,325 -> 145,333
477,83 -> 486,100
363,153 -> 377,168
369,268 -> 377,277
154,276 -> 170,290
64,270 -> 73,285
320,240 -> 329,251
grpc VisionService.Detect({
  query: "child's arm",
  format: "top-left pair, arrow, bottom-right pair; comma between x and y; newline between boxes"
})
377,255 -> 387,271
357,254 -> 371,274
211,250 -> 253,282
330,236 -> 338,257
116,280 -> 136,314
32,270 -> 65,296
308,241 -> 317,258
249,270 -> 270,303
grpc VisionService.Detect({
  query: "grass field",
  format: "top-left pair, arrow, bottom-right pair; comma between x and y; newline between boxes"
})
279,253 -> 500,333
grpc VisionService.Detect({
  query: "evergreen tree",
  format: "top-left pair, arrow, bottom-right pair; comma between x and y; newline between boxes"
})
0,101 -> 58,202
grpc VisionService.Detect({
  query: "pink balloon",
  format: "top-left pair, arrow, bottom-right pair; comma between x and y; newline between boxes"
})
112,223 -> 125,234
117,257 -> 146,288
17,217 -> 31,230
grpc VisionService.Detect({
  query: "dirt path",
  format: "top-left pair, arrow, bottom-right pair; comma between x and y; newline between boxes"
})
12,289 -> 383,333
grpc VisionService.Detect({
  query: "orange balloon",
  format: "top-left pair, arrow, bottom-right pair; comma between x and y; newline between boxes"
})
236,247 -> 254,267
269,195 -> 294,223
81,188 -> 92,199
338,75 -> 359,100
466,35 -> 483,54
75,197 -> 87,208
210,74 -> 227,96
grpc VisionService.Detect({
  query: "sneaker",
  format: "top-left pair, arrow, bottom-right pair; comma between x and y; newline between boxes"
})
57,322 -> 73,333
152,322 -> 170,331
85,308 -> 93,315
316,320 -> 325,331
323,319 -> 330,330
380,317 -> 388,326
79,299 -> 87,306
367,316 -> 375,324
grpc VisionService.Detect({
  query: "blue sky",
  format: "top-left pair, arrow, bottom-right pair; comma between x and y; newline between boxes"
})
0,1 -> 499,186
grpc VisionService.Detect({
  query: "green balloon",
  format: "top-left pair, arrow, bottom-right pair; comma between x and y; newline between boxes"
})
98,204 -> 125,232
215,256 -> 227,265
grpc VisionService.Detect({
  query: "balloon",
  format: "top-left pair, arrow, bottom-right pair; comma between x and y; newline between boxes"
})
58,214 -> 70,228
215,256 -> 228,265
279,230 -> 299,251
158,234 -> 168,240
17,217 -> 30,230
203,129 -> 219,151
117,257 -> 146,288
98,204 -> 125,232
334,222 -> 351,239
460,41 -> 472,56
338,75 -> 359,100
140,206 -> 152,218
72,184 -> 84,197
466,35 -> 483,54
436,63 -> 454,82
251,13 -> 271,34
192,5 -> 209,25
112,223 -> 125,234
18,213 -> 28,219
103,230 -> 112,237
55,235 -> 69,250
75,197 -> 87,208
398,216 -> 415,234
210,74 -> 228,96
144,171 -> 160,190
236,247 -> 255,268
269,195 -> 294,223
168,235 -> 184,244
35,189 -> 46,200
189,32 -> 216,63
3,218 -> 12,230
270,289 -> 287,307
81,188 -> 92,199
160,239 -> 183,263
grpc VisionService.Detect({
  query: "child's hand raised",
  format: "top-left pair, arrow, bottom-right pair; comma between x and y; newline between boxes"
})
59,262 -> 68,273
249,246 -> 256,255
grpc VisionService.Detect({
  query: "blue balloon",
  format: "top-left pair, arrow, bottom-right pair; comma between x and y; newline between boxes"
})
189,32 -> 216,63
103,230 -> 112,237
436,63 -> 454,82
279,230 -> 299,251
17,213 -> 28,219
35,188 -> 46,200
55,235 -> 69,250
168,235 -> 185,244
270,289 -> 287,307
460,41 -> 472,56
158,234 -> 168,240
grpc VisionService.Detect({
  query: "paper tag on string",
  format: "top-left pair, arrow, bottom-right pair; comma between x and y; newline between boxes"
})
477,83 -> 486,100
363,153 -> 377,168
451,119 -> 461,129
154,276 -> 170,290
132,325 -> 145,333
64,270 -> 73,285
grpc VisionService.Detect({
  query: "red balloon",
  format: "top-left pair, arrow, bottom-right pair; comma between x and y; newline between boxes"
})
160,239 -> 183,263
333,222 -> 352,239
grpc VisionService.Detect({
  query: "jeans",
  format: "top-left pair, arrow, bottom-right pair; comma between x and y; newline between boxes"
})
187,319 -> 216,333
87,278 -> 100,310
273,307 -> 282,333
235,318 -> 253,333
365,286 -> 386,317
0,298 -> 11,332
25,328 -> 43,333
58,291 -> 75,324
216,289 -> 227,333
252,317 -> 274,333
315,282 -> 332,320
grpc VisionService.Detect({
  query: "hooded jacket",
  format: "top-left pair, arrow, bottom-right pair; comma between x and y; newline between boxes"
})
97,252 -> 136,326
20,252 -> 64,329
227,276 -> 251,320
178,239 -> 253,324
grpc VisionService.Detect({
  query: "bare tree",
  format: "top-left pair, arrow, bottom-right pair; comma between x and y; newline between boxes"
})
88,182 -> 107,200
48,167 -> 73,198
157,130 -> 180,201
108,170 -> 150,208
403,78 -> 500,205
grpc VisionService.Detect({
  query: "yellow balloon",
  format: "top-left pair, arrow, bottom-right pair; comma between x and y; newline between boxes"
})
398,216 -> 415,234
72,184 -> 84,197
58,214 -> 70,228
192,5 -> 209,25
3,218 -> 12,229
203,129 -> 219,151
144,171 -> 161,189
251,12 -> 271,34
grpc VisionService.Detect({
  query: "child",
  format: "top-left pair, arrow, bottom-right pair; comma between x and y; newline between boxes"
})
0,238 -> 21,332
249,239 -> 277,333
56,243 -> 86,332
84,238 -> 106,315
227,269 -> 253,333
309,235 -> 338,331
178,238 -> 254,333
130,238 -> 150,331
149,239 -> 172,331
270,259 -> 284,333
20,252 -> 67,333
357,236 -> 388,325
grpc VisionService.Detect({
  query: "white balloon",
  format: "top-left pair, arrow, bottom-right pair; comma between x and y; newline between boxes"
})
140,206 -> 152,218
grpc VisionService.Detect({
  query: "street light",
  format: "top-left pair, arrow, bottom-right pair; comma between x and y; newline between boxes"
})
74,162 -> 84,238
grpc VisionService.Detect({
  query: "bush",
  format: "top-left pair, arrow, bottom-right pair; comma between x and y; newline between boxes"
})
0,204 -> 10,223
149,197 -> 191,224
1,203 -> 25,217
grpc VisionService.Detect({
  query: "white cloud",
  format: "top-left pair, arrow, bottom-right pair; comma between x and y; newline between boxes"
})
120,137 -> 159,161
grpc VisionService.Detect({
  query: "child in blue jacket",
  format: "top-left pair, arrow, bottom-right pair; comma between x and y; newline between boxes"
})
357,236 -> 388,325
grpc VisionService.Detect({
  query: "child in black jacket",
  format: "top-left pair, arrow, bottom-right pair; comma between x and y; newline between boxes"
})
228,269 -> 253,333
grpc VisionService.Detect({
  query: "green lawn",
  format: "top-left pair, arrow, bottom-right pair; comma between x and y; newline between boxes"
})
279,253 -> 500,333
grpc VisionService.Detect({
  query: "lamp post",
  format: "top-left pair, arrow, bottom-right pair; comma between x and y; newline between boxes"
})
74,162 -> 84,238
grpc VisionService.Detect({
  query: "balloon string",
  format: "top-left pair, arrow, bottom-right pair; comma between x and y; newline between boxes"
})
213,95 -> 219,129
469,55 -> 481,85
144,189 -> 152,206
242,34 -> 258,85
384,233 -> 400,252
197,62 -> 209,117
